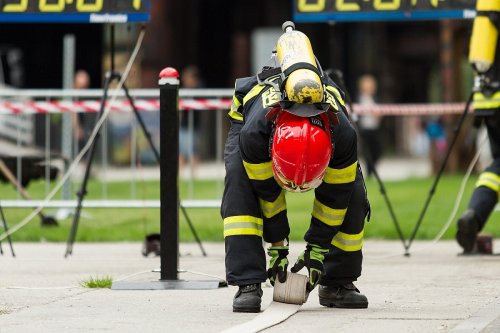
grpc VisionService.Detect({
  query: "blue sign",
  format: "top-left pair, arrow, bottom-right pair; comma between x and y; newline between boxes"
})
293,0 -> 476,22
0,0 -> 150,23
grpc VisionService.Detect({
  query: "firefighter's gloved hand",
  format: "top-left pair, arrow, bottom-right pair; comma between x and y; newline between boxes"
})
267,245 -> 289,286
291,243 -> 329,292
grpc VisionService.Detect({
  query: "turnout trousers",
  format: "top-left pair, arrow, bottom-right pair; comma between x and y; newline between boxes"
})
469,113 -> 500,229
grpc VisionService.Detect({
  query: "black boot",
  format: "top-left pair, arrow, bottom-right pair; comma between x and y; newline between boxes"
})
233,284 -> 262,313
456,209 -> 479,253
319,283 -> 368,309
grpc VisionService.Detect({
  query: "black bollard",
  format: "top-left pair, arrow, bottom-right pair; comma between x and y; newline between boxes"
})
159,67 -> 180,281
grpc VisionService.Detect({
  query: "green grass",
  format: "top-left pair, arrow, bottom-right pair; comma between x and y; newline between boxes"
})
80,275 -> 113,288
285,174 -> 494,241
1,174 -> 497,242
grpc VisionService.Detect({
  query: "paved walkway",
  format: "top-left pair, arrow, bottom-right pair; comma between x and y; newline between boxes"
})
1,241 -> 500,332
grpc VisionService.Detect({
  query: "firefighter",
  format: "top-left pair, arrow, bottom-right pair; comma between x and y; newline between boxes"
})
221,22 -> 370,313
456,0 -> 500,253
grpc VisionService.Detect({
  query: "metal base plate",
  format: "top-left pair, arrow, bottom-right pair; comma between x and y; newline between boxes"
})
111,279 -> 227,290
457,252 -> 500,256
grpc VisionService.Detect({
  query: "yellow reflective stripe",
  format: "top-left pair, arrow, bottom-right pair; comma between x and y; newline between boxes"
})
332,230 -> 364,252
259,190 -> 286,218
323,161 -> 358,184
325,90 -> 339,111
243,160 -> 274,180
228,110 -> 243,121
228,96 -> 243,121
231,95 -> 241,109
312,198 -> 346,226
326,85 -> 345,107
473,92 -> 500,109
223,215 -> 263,237
476,171 -> 500,192
243,84 -> 266,105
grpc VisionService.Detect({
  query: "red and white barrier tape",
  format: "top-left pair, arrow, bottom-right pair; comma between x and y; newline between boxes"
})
348,103 -> 469,116
0,98 -> 232,114
0,99 -> 468,115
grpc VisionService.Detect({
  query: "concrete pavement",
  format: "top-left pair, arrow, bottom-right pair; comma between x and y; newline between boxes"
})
1,240 -> 500,332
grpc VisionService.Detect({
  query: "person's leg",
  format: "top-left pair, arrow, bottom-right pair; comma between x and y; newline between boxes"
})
221,121 -> 266,312
370,129 -> 383,167
178,127 -> 189,170
319,169 -> 369,308
190,130 -> 201,172
457,115 -> 500,252
359,130 -> 371,176
360,129 -> 379,176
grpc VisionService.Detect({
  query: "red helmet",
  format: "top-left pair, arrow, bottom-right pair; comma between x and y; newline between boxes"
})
271,111 -> 332,192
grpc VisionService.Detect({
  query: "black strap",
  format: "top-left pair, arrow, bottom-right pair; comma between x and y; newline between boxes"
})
256,62 -> 324,99
257,67 -> 283,81
476,11 -> 500,27
282,62 -> 321,78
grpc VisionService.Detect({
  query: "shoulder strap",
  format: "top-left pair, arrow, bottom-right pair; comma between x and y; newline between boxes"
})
282,62 -> 321,78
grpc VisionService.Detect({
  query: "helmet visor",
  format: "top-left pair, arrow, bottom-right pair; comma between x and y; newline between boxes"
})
273,166 -> 324,193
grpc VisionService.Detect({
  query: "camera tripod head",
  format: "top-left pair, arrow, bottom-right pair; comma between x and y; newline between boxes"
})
104,71 -> 122,81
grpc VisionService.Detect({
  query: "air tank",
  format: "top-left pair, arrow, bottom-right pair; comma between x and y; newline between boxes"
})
469,0 -> 500,73
276,21 -> 323,104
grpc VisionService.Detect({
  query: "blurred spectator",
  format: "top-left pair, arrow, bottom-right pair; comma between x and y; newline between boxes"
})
357,74 -> 383,177
179,65 -> 203,173
424,116 -> 448,174
71,69 -> 90,152
410,117 -> 430,158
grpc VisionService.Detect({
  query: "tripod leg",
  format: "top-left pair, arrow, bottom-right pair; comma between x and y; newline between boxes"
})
0,203 -> 15,257
366,163 -> 408,249
352,125 -> 407,250
180,204 -> 207,256
406,92 -> 474,253
122,83 -> 160,163
65,74 -> 113,257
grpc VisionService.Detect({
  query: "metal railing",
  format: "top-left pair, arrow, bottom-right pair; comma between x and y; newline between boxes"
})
0,88 -> 233,212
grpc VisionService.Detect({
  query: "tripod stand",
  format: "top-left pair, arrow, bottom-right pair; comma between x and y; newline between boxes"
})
65,25 -> 206,257
405,88 -> 475,254
0,202 -> 15,257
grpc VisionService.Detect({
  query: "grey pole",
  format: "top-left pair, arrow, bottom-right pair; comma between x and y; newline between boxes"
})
62,34 -> 75,202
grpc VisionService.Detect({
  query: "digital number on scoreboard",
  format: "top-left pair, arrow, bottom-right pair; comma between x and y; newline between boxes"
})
293,0 -> 476,22
0,0 -> 150,23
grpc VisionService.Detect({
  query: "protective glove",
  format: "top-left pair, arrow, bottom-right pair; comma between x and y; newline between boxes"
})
267,245 -> 289,286
291,243 -> 329,292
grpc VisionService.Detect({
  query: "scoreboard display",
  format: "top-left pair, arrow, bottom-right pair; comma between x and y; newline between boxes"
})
293,0 -> 477,22
0,0 -> 150,23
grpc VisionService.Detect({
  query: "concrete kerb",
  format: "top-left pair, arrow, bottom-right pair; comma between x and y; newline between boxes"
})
0,240 -> 500,333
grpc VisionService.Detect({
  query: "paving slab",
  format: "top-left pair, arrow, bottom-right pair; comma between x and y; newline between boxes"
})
0,240 -> 499,333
